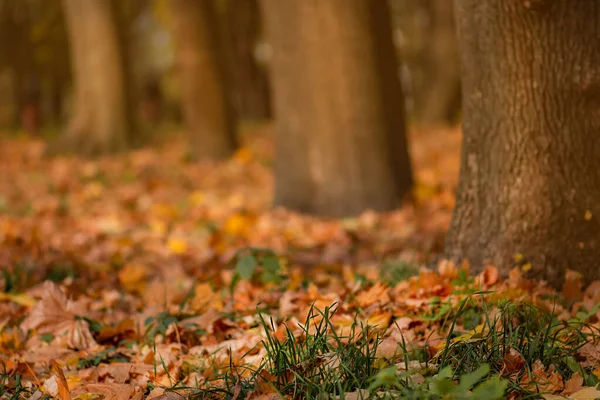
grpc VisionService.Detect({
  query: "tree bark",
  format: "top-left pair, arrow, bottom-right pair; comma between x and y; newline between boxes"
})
446,1 -> 600,287
262,0 -> 412,217
60,0 -> 131,156
224,0 -> 271,121
169,0 -> 236,160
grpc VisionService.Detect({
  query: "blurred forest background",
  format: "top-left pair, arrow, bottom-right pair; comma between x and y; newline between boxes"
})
0,0 -> 459,145
0,0 -> 463,221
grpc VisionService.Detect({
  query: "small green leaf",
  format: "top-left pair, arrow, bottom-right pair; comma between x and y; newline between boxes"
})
430,378 -> 456,395
469,376 -> 507,400
236,254 -> 257,280
368,366 -> 400,391
261,270 -> 281,284
458,363 -> 490,392
261,255 -> 281,273
40,333 -> 54,344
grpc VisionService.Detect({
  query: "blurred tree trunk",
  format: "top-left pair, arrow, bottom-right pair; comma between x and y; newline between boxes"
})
60,0 -> 131,155
112,0 -> 145,146
413,0 -> 461,125
224,0 -> 271,121
389,0 -> 461,125
169,0 -> 236,160
262,0 -> 412,217
446,0 -> 600,287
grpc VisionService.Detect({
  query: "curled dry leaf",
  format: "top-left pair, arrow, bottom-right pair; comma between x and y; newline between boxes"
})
481,265 -> 499,286
50,360 -> 71,400
502,347 -> 526,375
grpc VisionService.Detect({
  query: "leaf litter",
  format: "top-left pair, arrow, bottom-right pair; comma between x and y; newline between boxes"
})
1,127 -> 600,399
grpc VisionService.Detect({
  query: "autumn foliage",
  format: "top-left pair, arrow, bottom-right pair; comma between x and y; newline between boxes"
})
2,128 -> 600,399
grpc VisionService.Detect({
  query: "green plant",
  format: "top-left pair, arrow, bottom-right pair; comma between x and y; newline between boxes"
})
380,260 -> 419,286
259,304 -> 381,399
435,295 -> 600,397
368,364 -> 507,399
78,347 -> 130,368
233,247 -> 284,286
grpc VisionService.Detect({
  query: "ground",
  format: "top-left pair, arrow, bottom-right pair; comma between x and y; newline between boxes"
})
1,127 -> 600,399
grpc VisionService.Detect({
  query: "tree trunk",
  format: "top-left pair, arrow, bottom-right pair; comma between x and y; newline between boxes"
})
60,0 -> 131,156
224,0 -> 271,121
112,0 -> 144,147
169,0 -> 236,160
446,1 -> 600,287
413,0 -> 461,125
262,0 -> 412,217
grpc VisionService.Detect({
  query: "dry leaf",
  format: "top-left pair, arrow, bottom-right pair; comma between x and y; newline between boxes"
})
21,282 -> 97,349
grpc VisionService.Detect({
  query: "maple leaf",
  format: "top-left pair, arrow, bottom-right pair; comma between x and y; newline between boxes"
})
355,282 -> 390,308
21,281 -> 97,350
520,360 -> 564,394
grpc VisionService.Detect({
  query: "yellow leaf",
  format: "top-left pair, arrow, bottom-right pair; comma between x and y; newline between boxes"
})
522,263 -> 532,271
569,386 -> 600,399
167,238 -> 187,254
0,292 -> 36,307
585,210 -> 593,221
149,219 -> 166,234
233,147 -> 253,164
118,264 -> 147,293
366,312 -> 392,330
189,190 -> 205,206
152,203 -> 179,220
224,213 -> 252,237
412,183 -> 437,203
191,283 -> 223,312
513,253 -> 524,263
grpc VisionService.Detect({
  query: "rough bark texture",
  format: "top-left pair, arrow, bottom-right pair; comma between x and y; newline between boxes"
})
225,0 -> 271,120
262,0 -> 412,217
413,0 -> 461,125
60,0 -> 131,155
446,1 -> 600,287
169,0 -> 236,160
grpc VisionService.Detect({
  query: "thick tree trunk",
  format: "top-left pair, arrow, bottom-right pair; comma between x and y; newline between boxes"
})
224,0 -> 271,121
413,0 -> 461,125
262,0 -> 412,217
446,1 -> 600,287
60,0 -> 131,156
169,0 -> 236,160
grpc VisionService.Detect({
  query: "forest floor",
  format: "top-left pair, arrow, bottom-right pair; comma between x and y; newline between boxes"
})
1,126 -> 600,399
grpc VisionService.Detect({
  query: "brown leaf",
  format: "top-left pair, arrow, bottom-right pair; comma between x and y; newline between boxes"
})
21,282 -> 97,349
562,269 -> 584,303
79,383 -> 140,400
502,348 -> 525,375
521,360 -> 564,394
481,265 -> 499,286
562,372 -> 584,396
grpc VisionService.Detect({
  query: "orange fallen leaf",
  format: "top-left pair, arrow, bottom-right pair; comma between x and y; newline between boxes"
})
51,360 -> 71,400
